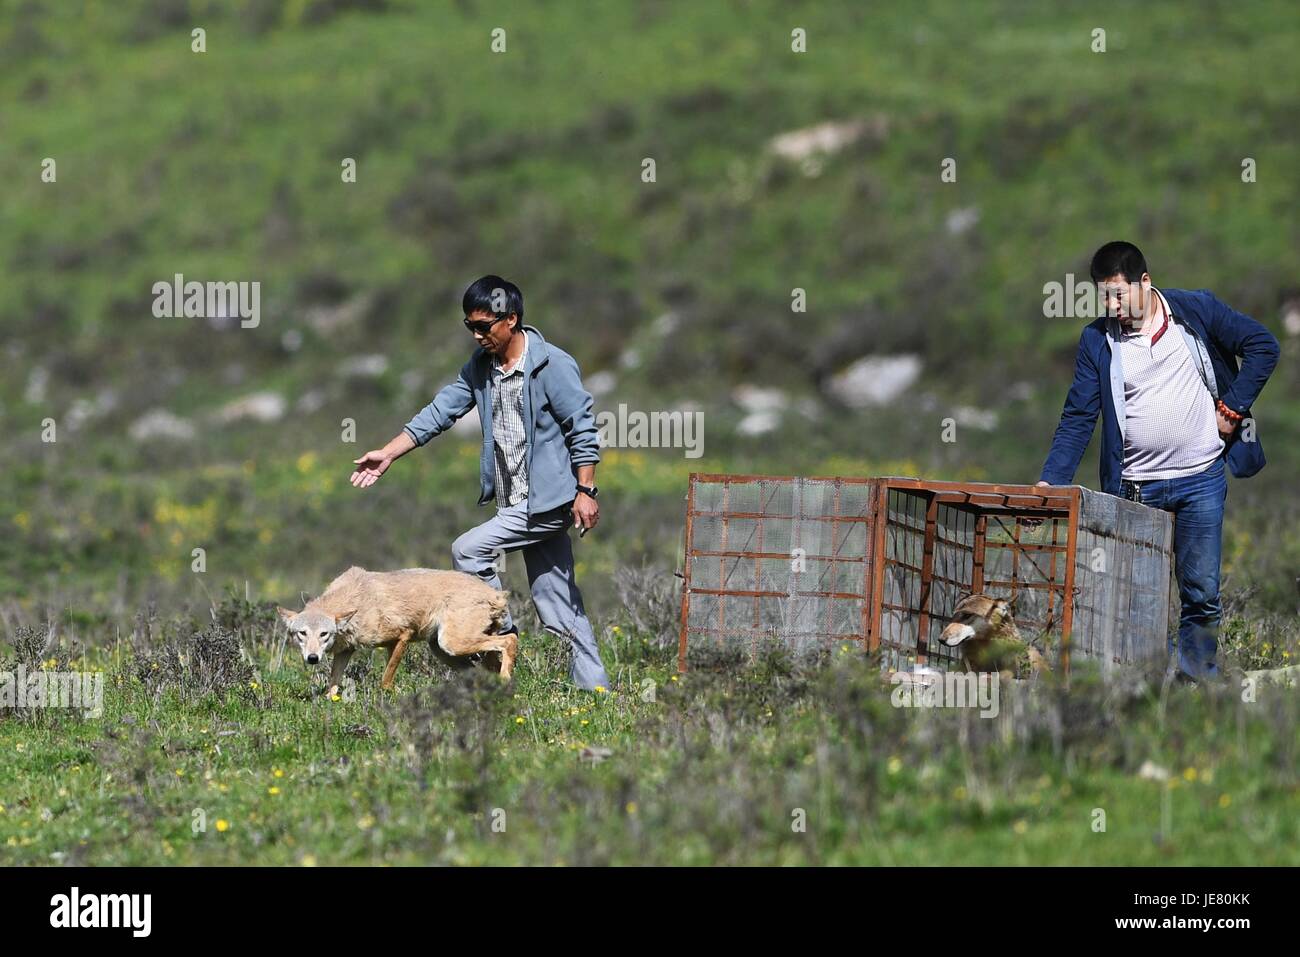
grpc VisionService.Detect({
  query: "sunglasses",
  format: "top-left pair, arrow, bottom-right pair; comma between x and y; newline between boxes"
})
463,315 -> 506,336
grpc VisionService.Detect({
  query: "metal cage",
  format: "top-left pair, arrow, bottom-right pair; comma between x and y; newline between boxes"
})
677,474 -> 1176,675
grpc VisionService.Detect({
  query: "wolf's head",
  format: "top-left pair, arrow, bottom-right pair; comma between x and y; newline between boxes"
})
940,594 -> 1018,647
276,606 -> 357,665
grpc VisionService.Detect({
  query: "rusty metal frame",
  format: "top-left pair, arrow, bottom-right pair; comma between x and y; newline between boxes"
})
677,473 -> 697,673
679,473 -> 1082,674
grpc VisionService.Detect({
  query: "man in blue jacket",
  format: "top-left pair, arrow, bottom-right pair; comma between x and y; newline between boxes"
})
349,275 -> 611,690
1037,242 -> 1280,680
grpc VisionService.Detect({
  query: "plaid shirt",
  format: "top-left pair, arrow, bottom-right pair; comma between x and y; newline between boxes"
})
490,331 -> 530,507
402,324 -> 602,516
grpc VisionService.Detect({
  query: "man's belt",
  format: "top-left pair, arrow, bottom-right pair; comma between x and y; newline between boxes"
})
1118,478 -> 1145,503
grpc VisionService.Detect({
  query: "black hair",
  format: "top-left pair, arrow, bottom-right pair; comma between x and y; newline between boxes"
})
462,275 -> 523,326
1089,241 -> 1148,283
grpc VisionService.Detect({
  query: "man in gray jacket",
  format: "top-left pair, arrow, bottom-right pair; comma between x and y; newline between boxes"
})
349,275 -> 610,690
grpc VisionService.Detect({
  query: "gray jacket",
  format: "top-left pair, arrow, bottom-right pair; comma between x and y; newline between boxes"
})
402,325 -> 601,516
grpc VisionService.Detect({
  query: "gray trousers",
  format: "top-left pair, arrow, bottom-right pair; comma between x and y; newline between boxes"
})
451,499 -> 610,690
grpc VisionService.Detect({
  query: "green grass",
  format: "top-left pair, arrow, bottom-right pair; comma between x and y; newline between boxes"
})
2,609 -> 1296,865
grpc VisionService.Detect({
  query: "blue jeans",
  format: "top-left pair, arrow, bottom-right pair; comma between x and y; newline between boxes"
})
1121,457 -> 1227,679
451,499 -> 611,690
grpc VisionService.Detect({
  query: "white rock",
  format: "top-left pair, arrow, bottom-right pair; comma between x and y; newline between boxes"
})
1282,299 -> 1300,337
768,120 -> 867,163
66,400 -> 95,431
952,405 -> 999,431
732,384 -> 787,413
737,410 -> 781,436
586,370 -> 617,398
651,312 -> 680,336
215,391 -> 286,424
827,354 -> 923,408
1137,760 -> 1170,782
945,206 -> 980,235
338,354 -> 388,378
129,409 -> 196,442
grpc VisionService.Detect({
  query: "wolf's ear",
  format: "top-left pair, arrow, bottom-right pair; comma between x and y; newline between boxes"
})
276,606 -> 298,624
334,609 -> 358,630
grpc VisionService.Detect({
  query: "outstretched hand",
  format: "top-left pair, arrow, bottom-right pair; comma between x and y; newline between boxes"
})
351,450 -> 393,488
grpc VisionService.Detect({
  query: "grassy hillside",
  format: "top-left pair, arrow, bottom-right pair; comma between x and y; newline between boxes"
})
0,0 -> 1297,865
4,1 -> 1299,611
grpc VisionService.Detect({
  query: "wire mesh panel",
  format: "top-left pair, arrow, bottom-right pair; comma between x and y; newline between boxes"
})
923,502 -> 978,666
872,481 -> 1074,671
1071,487 -> 1176,672
679,474 -> 877,666
976,512 -> 1072,642
879,487 -> 926,670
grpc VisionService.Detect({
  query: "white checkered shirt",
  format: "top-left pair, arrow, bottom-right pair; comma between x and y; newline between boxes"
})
490,331 -> 530,507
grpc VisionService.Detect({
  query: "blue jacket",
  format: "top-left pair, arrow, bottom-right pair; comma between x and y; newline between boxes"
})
403,326 -> 601,516
1040,288 -> 1280,495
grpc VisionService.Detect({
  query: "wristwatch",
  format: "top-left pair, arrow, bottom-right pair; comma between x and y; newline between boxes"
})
575,483 -> 599,498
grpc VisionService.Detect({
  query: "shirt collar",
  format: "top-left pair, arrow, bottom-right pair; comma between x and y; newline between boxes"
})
493,330 -> 529,378
1121,288 -> 1170,344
